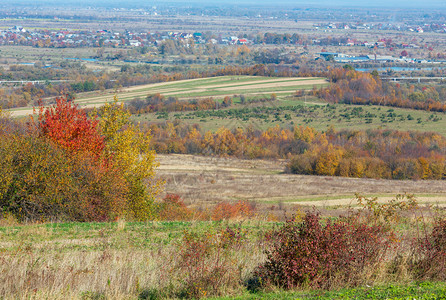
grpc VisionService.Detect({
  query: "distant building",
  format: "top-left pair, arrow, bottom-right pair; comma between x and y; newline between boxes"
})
129,40 -> 141,46
318,52 -> 348,58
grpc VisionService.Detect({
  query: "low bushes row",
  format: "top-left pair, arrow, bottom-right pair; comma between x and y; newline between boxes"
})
150,196 -> 446,298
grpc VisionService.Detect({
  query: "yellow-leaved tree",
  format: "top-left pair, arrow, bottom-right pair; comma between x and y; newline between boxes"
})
0,106 -> 8,131
94,96 -> 163,220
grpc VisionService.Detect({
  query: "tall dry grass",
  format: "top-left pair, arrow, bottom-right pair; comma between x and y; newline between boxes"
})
1,195 -> 446,299
0,220 -> 267,299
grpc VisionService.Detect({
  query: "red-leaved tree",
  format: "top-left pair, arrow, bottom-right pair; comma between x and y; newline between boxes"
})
36,97 -> 105,158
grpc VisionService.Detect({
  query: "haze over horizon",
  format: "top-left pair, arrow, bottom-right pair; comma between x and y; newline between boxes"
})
8,0 -> 446,9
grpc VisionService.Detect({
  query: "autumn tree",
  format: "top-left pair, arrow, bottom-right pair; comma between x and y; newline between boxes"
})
94,96 -> 163,220
19,95 -> 164,221
1,118 -> 127,222
236,45 -> 251,64
36,97 -> 105,158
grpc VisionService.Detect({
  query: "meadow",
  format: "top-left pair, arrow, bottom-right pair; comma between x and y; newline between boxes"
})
134,95 -> 446,135
2,197 -> 446,299
156,154 -> 446,211
0,219 -> 267,299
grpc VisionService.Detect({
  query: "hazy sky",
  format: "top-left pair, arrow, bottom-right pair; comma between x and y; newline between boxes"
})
10,0 -> 446,8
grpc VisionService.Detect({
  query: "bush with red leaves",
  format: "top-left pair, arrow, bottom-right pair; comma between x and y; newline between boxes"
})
411,218 -> 446,280
257,212 -> 391,289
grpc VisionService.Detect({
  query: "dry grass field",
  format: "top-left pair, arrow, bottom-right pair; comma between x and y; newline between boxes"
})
156,154 -> 446,211
0,219 -> 268,299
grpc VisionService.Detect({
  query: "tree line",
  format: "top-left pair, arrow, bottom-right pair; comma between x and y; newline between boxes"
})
319,67 -> 446,112
145,120 -> 446,180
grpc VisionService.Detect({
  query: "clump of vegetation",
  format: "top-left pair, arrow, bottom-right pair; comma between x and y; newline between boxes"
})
411,218 -> 446,280
157,193 -> 256,222
256,212 -> 392,290
0,97 -> 162,222
0,130 -> 127,222
169,227 -> 248,298
93,97 -> 162,220
157,194 -> 196,221
320,68 -> 446,113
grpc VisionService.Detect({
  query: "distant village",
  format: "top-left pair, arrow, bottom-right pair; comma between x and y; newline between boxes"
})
313,22 -> 446,34
2,26 -> 446,64
0,26 -> 249,48
316,52 -> 437,64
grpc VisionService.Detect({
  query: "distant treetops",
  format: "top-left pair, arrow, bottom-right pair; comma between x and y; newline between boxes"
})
147,121 -> 446,180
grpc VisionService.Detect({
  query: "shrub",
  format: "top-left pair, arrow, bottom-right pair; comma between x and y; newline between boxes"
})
411,218 -> 446,280
0,131 -> 127,222
211,201 -> 256,221
257,212 -> 391,290
287,152 -> 316,175
93,97 -> 163,220
33,96 -> 162,221
0,97 -> 163,222
158,194 -> 194,221
353,193 -> 419,228
171,227 -> 246,298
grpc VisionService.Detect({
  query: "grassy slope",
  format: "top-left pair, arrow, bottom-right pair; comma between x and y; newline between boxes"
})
75,76 -> 328,104
133,94 -> 446,135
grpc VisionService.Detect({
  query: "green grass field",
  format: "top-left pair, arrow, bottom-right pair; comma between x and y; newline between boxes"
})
215,282 -> 446,299
74,75 -> 328,104
132,93 -> 446,135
